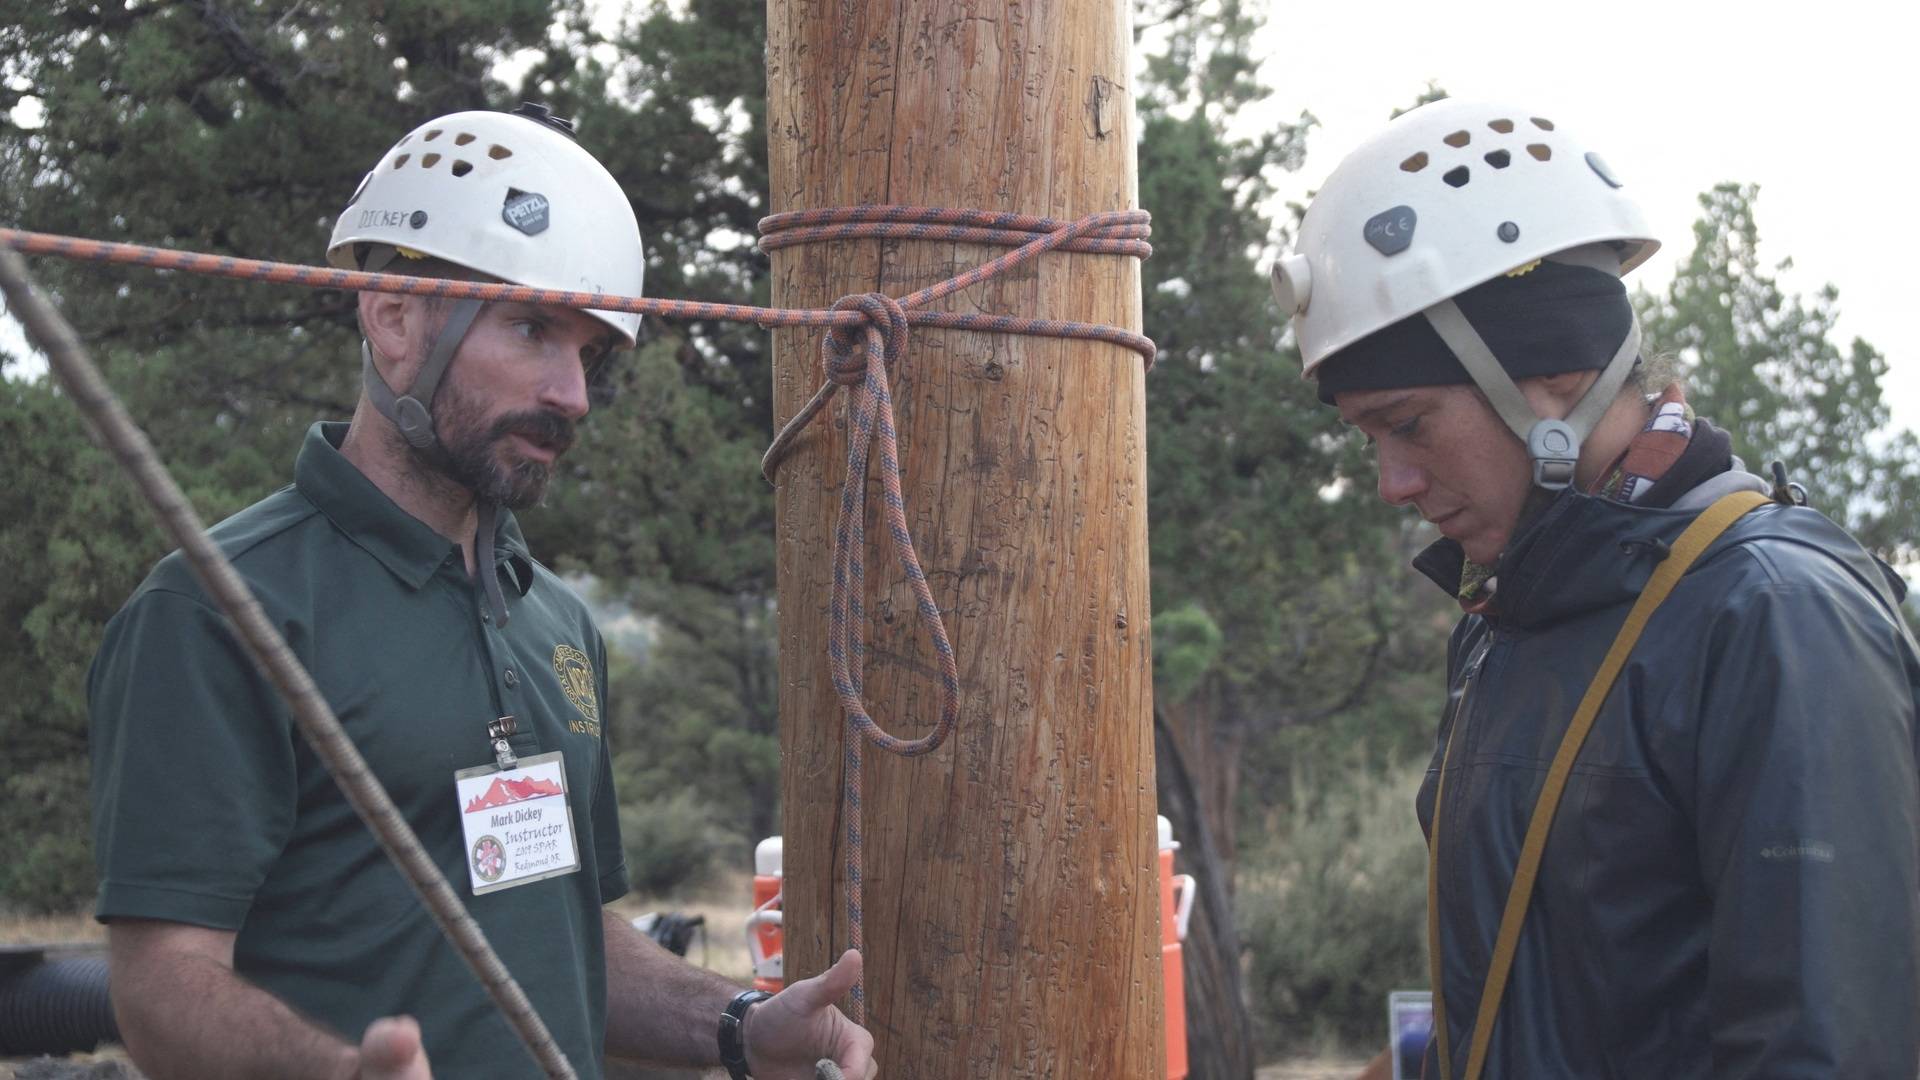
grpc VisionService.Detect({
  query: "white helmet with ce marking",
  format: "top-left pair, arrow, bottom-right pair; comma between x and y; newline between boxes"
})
1271,99 -> 1660,490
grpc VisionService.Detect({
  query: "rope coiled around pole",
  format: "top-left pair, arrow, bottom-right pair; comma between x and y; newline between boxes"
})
751,207 -> 1151,1022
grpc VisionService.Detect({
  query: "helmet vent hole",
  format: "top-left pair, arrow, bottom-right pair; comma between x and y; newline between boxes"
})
451,159 -> 473,177
424,129 -> 442,141
1488,118 -> 1514,133
454,132 -> 476,146
1526,143 -> 1552,162
1483,149 -> 1511,169
1443,165 -> 1470,188
1443,129 -> 1471,148
1400,152 -> 1428,173
1531,117 -> 1555,131
421,153 -> 441,168
488,144 -> 513,160
392,153 -> 410,169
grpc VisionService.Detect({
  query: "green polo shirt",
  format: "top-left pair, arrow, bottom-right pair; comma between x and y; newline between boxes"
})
89,421 -> 628,1079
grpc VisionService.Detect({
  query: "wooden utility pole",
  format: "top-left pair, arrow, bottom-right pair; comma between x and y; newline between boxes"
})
766,2 -> 1161,1076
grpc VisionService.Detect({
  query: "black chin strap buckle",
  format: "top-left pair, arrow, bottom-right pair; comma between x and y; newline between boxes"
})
1528,419 -> 1580,491
394,395 -> 435,449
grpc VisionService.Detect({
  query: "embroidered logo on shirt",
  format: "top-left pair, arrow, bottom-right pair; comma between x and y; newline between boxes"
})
551,644 -> 600,736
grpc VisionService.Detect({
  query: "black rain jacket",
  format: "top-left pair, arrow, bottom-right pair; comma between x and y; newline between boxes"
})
1416,476 -> 1920,1079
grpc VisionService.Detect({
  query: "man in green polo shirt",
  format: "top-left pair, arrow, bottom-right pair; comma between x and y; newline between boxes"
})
89,106 -> 874,1080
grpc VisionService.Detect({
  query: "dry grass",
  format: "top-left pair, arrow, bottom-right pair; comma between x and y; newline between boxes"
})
0,910 -> 103,947
608,868 -> 760,983
1257,1058 -> 1374,1080
0,878 -> 755,968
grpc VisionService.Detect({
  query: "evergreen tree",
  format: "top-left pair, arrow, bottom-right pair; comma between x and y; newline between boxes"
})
1133,7 -> 1454,1071
1641,182 -> 1920,564
1,0 -> 576,910
0,0 -> 769,910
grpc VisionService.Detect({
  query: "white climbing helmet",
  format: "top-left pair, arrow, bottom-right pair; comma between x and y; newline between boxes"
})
327,104 -> 645,346
1271,98 -> 1657,376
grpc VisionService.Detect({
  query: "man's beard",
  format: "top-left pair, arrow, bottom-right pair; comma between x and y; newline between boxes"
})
417,380 -> 577,510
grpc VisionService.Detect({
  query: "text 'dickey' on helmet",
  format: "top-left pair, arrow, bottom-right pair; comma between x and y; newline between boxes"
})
1271,98 -> 1659,378
326,106 -> 645,346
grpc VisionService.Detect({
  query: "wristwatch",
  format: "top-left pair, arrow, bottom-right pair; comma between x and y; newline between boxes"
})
718,988 -> 773,1080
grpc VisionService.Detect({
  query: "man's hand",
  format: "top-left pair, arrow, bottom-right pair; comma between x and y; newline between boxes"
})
744,950 -> 877,1080
357,1015 -> 432,1080
110,918 -> 421,1080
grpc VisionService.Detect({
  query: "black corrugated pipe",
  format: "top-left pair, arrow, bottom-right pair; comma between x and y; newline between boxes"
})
0,953 -> 120,1055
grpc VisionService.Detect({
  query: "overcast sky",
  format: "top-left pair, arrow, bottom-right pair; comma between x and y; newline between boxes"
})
1248,0 -> 1917,431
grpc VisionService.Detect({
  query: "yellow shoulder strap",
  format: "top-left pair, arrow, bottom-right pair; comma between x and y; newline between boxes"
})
1429,489 -> 1770,1080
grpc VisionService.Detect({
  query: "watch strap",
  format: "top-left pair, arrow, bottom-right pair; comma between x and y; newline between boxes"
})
718,988 -> 773,1080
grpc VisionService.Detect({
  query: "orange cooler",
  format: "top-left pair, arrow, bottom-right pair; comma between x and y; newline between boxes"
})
747,836 -> 784,992
1159,815 -> 1194,1080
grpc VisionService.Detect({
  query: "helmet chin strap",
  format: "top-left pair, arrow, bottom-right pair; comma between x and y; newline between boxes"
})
358,246 -> 510,625
358,246 -> 486,452
359,301 -> 483,450
1421,300 -> 1642,492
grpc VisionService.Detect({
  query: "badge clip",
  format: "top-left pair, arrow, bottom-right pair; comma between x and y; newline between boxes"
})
488,715 -> 519,770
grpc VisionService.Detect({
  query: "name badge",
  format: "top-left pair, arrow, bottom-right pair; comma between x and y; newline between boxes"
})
454,751 -> 582,896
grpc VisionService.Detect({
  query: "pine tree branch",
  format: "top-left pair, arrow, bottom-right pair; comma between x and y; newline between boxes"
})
81,298 -> 355,347
195,0 -> 294,109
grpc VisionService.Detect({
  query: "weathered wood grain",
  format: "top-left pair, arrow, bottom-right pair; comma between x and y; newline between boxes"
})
766,2 -> 1161,1075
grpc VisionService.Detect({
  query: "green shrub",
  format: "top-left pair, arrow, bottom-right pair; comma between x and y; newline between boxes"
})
617,787 -> 744,897
1240,759 -> 1430,1057
0,756 -> 96,914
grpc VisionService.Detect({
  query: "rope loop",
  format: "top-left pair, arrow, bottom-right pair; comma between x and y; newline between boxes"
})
822,292 -> 908,386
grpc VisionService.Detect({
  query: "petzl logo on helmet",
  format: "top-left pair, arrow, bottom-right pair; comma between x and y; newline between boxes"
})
502,189 -> 550,236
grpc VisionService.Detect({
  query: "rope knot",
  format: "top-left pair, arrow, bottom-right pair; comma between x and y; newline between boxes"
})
822,292 -> 908,385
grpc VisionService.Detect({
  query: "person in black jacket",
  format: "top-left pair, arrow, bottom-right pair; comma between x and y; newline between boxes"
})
1268,97 -> 1920,1079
